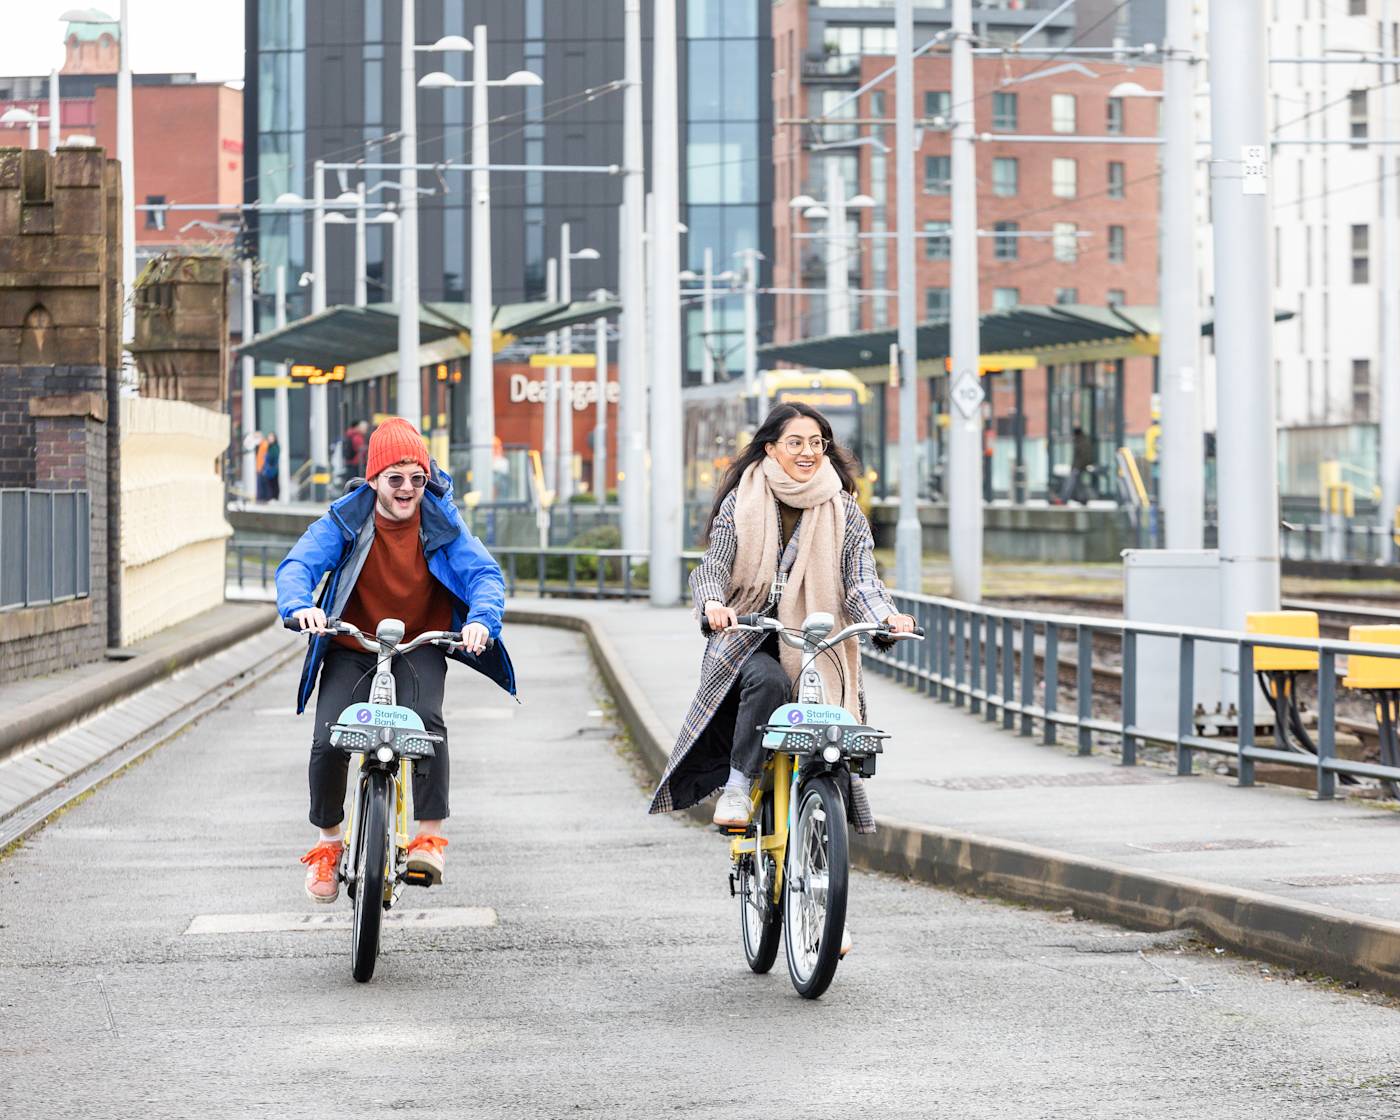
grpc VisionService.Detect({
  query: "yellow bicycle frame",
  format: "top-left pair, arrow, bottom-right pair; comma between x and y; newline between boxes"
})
728,752 -> 798,901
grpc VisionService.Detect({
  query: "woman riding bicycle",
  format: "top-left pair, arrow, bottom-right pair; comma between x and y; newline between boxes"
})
648,402 -> 915,833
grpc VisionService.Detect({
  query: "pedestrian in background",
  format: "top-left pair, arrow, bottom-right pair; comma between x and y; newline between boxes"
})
341,419 -> 369,484
260,432 -> 281,502
1060,426 -> 1095,504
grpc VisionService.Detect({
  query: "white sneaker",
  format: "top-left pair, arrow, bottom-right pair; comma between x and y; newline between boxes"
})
840,924 -> 853,958
712,788 -> 753,828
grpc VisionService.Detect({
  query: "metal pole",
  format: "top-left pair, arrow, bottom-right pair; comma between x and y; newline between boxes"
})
397,0 -> 421,424
1381,4 -> 1400,562
310,160 -> 329,495
544,258 -> 559,501
274,266 -> 292,501
48,69 -> 59,154
595,314 -> 608,504
560,223 -> 575,503
470,22 -> 497,501
117,0 -> 136,383
1160,0 -> 1204,549
1209,0 -> 1279,628
701,246 -> 715,385
353,182 -> 368,307
738,249 -> 760,403
649,0 -> 683,605
826,159 -> 850,336
619,0 -> 647,555
946,0 -> 982,601
241,257 -> 257,498
894,0 -> 922,593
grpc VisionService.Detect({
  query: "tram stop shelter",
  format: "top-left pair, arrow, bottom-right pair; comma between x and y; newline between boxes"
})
758,304 -> 1287,506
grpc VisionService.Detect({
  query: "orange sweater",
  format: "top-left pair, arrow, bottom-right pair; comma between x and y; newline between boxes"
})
335,508 -> 455,649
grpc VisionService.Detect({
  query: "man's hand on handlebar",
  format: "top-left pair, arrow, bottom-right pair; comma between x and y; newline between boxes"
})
704,600 -> 738,633
292,607 -> 331,634
459,622 -> 490,655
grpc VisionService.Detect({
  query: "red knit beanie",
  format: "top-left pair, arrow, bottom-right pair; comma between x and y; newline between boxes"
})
366,417 -> 431,480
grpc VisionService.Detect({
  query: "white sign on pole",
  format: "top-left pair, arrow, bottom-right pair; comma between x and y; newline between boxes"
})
1241,145 -> 1268,196
950,369 -> 985,419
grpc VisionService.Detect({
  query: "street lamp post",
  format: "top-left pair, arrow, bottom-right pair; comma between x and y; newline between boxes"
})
736,249 -> 764,405
118,0 -> 135,381
590,289 -> 614,506
544,257 -> 560,507
274,265 -> 292,502
619,0 -> 647,557
419,37 -> 542,501
558,222 -> 601,502
241,257 -> 256,498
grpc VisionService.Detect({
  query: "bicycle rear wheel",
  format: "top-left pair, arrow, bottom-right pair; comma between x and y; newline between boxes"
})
351,769 -> 392,983
783,775 -> 849,1000
739,792 -> 782,974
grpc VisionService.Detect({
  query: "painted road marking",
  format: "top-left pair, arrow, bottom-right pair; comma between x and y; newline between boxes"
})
183,907 -> 498,934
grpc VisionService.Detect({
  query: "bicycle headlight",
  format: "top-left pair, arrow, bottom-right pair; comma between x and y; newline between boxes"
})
822,745 -> 841,764
376,746 -> 395,764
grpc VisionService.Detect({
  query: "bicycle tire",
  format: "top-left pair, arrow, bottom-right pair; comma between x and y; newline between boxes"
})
783,774 -> 849,1000
739,792 -> 782,974
351,769 -> 392,983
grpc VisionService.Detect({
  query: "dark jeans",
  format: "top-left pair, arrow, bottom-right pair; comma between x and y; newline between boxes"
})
716,637 -> 792,780
308,645 -> 450,828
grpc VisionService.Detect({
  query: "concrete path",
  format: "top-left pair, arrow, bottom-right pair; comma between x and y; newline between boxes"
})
6,624 -> 1400,1118
511,600 -> 1400,990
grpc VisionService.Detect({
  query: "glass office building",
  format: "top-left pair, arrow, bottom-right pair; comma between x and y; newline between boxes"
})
244,0 -> 773,387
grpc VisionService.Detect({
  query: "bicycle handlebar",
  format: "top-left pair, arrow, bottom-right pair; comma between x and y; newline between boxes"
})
283,616 -> 493,654
699,611 -> 925,646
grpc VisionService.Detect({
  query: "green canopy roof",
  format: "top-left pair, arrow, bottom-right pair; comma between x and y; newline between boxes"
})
757,304 -> 1293,377
235,299 -> 618,368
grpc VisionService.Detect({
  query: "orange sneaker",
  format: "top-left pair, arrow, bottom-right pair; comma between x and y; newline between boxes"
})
300,840 -> 344,904
406,834 -> 448,886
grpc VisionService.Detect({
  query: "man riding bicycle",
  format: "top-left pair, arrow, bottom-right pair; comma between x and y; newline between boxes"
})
275,417 -> 516,903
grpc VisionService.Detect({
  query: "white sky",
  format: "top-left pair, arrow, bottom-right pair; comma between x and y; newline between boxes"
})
0,1 -> 245,83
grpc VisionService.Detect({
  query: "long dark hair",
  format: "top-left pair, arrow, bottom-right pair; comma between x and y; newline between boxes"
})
705,402 -> 858,540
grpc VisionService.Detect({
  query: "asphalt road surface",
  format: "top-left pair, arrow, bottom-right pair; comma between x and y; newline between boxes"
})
4,625 -> 1400,1119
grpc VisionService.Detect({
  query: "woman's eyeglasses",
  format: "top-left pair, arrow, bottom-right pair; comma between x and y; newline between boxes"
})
383,472 -> 428,490
779,435 -> 829,455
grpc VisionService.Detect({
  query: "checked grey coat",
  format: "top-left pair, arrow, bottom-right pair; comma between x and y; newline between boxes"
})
647,488 -> 897,833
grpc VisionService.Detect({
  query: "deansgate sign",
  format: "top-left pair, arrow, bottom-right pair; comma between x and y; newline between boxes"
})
508,373 -> 620,412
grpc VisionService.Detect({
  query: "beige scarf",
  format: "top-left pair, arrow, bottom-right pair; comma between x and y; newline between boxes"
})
728,458 -> 861,718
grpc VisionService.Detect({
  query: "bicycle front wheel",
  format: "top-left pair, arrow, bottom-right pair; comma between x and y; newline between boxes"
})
739,792 -> 782,974
783,775 -> 848,1000
350,769 -> 392,983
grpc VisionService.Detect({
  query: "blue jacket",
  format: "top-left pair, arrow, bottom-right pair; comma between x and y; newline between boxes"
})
275,472 -> 516,714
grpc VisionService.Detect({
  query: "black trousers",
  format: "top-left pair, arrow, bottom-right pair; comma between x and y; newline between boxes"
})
718,636 -> 792,780
308,645 -> 450,828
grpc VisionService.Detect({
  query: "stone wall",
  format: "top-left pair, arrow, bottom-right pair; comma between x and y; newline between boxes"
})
0,145 -> 122,680
119,397 -> 232,644
130,253 -> 230,408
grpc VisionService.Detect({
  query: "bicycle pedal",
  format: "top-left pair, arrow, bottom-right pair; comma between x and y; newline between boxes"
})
716,824 -> 752,837
402,869 -> 434,887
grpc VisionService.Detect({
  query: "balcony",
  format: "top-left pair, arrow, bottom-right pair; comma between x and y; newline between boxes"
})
803,52 -> 862,80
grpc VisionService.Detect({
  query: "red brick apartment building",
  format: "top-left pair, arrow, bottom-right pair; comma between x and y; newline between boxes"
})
771,1 -> 1163,496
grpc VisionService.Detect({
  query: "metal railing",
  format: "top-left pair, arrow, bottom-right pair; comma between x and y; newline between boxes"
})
0,489 -> 90,610
226,541 -> 706,603
1280,521 -> 1393,565
864,589 -> 1400,800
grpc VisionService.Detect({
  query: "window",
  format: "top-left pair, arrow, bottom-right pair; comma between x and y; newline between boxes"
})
1108,225 -> 1126,263
992,91 -> 1018,131
924,154 -> 950,194
144,195 -> 167,231
1055,287 -> 1078,305
1051,93 -> 1076,133
1053,222 -> 1078,262
1052,158 -> 1077,198
924,220 -> 950,260
1106,96 -> 1124,135
993,287 -> 1020,311
1354,359 -> 1372,419
992,157 -> 1018,197
924,90 -> 950,121
1107,161 -> 1125,199
994,221 -> 1019,260
1349,0 -> 1367,13
1350,90 -> 1368,146
1107,288 -> 1126,307
925,286 -> 950,320
1353,223 -> 1370,283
